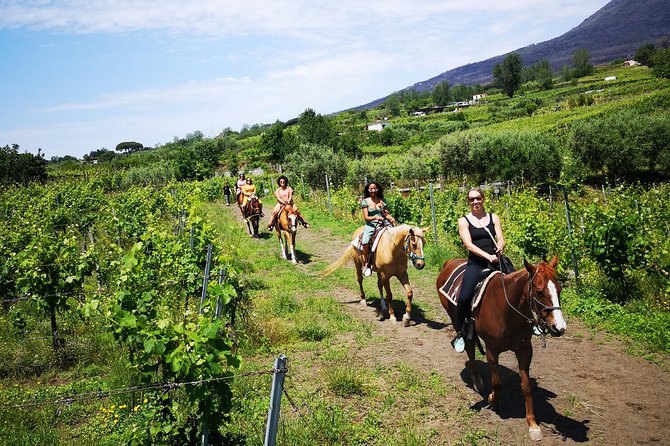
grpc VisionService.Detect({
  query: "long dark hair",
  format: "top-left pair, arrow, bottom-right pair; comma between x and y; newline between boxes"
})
363,181 -> 385,200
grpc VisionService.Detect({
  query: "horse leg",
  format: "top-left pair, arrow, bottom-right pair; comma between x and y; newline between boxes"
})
378,275 -> 394,322
466,342 -> 484,394
486,348 -> 502,409
516,347 -> 542,440
355,261 -> 366,304
289,232 -> 297,264
397,270 -> 413,327
278,231 -> 287,260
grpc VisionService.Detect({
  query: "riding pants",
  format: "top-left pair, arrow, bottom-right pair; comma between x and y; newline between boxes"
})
455,258 -> 489,332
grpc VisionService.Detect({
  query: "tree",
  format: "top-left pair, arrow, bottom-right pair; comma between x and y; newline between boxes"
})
284,143 -> 348,190
432,80 -> 450,105
572,48 -> 594,78
635,43 -> 657,67
652,48 -> 670,79
115,141 -> 144,154
384,93 -> 402,117
261,121 -> 298,163
493,53 -> 523,98
298,108 -> 336,147
522,59 -> 554,90
0,144 -> 47,186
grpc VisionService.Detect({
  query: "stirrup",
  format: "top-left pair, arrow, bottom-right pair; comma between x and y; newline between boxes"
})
266,225 -> 273,231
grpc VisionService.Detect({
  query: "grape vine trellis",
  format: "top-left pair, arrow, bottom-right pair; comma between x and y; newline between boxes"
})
0,178 -> 244,444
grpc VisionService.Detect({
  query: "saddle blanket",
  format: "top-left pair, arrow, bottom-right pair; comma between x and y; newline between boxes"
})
438,262 -> 501,310
350,226 -> 388,253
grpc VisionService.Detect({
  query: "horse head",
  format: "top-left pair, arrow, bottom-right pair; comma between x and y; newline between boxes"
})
524,255 -> 567,337
404,226 -> 427,270
248,195 -> 262,216
284,206 -> 299,233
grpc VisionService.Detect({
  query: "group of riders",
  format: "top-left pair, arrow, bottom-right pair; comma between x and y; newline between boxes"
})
224,175 -> 506,355
224,174 -> 310,230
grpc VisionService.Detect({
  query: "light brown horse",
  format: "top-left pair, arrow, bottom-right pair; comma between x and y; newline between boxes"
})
274,205 -> 299,263
323,224 -> 427,326
435,256 -> 567,441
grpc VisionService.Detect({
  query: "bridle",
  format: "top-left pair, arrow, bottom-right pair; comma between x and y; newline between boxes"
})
498,262 -> 560,347
403,232 -> 425,265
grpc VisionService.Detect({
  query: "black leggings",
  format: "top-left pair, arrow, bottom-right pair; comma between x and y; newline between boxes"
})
455,258 -> 489,332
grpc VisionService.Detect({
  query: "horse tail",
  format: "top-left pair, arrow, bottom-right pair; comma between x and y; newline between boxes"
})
322,245 -> 357,276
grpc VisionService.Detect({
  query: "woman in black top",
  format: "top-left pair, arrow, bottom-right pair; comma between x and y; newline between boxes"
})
452,187 -> 506,352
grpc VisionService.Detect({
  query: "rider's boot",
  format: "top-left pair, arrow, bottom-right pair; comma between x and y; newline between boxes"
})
451,299 -> 470,353
361,243 -> 372,277
266,214 -> 275,231
296,211 -> 310,228
362,244 -> 373,277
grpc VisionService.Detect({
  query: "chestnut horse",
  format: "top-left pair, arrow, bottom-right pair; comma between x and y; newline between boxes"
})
274,205 -> 300,263
239,194 -> 262,238
436,255 -> 566,440
323,224 -> 427,326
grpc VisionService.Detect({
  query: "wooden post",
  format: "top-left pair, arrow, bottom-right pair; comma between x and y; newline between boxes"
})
264,354 -> 288,446
325,175 -> 332,215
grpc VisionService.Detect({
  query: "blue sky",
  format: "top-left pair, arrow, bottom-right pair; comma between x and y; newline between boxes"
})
0,0 -> 611,159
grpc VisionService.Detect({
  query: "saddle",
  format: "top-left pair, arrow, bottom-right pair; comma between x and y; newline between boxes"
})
351,224 -> 388,252
438,262 -> 501,309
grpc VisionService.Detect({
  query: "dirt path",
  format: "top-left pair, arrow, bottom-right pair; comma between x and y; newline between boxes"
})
235,205 -> 670,445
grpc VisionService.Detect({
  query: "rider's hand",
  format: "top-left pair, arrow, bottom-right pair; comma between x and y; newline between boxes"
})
489,254 -> 498,263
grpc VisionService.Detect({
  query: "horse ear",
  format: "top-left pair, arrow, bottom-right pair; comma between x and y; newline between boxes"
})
549,255 -> 559,268
524,259 -> 536,274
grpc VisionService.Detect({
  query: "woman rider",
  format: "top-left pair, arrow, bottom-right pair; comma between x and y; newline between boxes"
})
235,173 -> 246,205
266,175 -> 310,230
240,177 -> 262,210
360,181 -> 396,277
452,187 -> 506,352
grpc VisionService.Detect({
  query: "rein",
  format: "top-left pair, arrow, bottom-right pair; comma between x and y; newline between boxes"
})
497,260 -> 560,348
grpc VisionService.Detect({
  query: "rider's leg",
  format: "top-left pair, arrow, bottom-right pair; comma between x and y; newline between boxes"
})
267,209 -> 278,231
452,262 -> 481,350
295,209 -> 310,228
363,243 -> 374,276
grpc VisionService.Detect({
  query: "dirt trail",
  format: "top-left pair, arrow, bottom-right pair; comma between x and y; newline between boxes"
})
235,205 -> 670,445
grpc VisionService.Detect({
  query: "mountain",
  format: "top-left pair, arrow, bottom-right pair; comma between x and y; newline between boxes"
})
355,0 -> 670,110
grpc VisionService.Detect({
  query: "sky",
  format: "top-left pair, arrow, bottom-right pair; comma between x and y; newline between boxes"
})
0,0 -> 611,160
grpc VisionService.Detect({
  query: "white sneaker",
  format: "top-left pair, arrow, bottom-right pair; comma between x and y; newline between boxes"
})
363,267 -> 372,277
451,336 -> 465,353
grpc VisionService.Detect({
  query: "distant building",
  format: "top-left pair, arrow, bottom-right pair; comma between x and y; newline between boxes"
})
366,122 -> 390,131
472,93 -> 487,103
604,76 -> 617,81
624,60 -> 641,66
412,111 -> 426,117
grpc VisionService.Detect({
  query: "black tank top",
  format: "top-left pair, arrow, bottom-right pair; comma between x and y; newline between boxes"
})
466,212 -> 497,261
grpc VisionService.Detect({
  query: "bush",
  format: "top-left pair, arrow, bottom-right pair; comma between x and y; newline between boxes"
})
284,143 -> 349,190
438,130 -> 561,183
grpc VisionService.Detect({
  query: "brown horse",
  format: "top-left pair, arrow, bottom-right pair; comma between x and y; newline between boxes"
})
240,195 -> 262,238
435,255 -> 566,440
274,205 -> 300,263
323,224 -> 427,326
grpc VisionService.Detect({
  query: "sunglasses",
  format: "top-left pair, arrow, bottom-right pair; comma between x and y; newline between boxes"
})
468,196 -> 483,203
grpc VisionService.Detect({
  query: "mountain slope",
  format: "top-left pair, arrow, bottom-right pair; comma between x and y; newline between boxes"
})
355,0 -> 670,110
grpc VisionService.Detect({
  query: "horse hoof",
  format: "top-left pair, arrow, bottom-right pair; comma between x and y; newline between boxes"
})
402,313 -> 411,327
529,428 -> 543,441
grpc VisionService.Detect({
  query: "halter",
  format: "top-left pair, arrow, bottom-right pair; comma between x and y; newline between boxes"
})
526,270 -> 561,338
498,261 -> 560,347
403,233 -> 425,263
